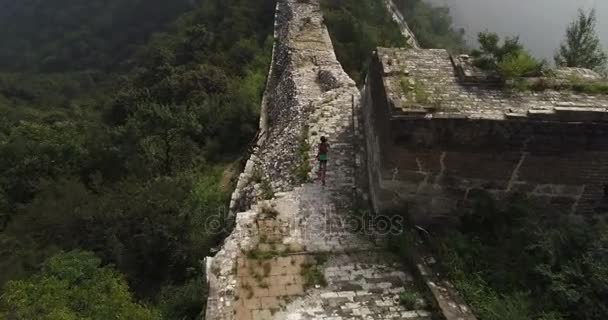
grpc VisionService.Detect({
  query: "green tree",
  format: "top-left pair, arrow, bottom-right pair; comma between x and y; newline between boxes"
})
498,51 -> 543,79
126,103 -> 203,176
4,174 -> 226,296
0,120 -> 88,208
0,251 -> 160,320
0,0 -> 274,309
555,9 -> 608,71
472,32 -> 543,78
472,32 -> 524,70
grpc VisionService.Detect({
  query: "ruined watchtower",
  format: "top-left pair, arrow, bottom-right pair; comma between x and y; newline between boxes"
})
363,47 -> 608,224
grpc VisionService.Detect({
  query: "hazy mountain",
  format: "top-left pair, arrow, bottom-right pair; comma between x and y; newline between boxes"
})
0,0 -> 195,72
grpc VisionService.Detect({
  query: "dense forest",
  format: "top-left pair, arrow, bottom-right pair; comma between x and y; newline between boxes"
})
0,0 -> 196,72
0,0 -> 275,318
428,195 -> 608,320
321,0 -> 407,84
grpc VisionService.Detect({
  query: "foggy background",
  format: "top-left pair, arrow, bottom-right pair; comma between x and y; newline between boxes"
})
428,0 -> 608,61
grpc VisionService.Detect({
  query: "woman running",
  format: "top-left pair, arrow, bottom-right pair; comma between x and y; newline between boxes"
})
317,136 -> 330,186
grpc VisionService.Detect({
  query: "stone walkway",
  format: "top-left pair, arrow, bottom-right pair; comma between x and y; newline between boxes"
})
205,1 -> 435,319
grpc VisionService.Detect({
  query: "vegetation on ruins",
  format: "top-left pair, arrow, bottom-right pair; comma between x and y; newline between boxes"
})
294,126 -> 313,184
394,0 -> 466,51
321,0 -> 408,84
0,0 -> 275,318
399,76 -> 431,105
423,193 -> 608,320
399,289 -> 423,310
555,9 -> 608,72
246,247 -> 282,261
261,178 -> 275,200
522,74 -> 608,95
301,254 -> 328,289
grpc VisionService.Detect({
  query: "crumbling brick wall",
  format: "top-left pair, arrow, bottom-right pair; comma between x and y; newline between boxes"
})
363,51 -> 608,224
388,120 -> 608,221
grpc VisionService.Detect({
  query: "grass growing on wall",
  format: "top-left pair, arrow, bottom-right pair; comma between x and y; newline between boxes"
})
293,125 -> 312,184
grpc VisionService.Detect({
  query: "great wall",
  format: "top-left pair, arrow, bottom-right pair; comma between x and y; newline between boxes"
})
205,0 -> 608,319
205,0 -> 441,318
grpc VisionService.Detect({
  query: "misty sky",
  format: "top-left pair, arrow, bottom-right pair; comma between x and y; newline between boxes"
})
428,0 -> 608,61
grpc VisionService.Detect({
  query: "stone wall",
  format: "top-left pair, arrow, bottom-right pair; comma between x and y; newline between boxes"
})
363,50 -> 608,224
388,119 -> 608,221
206,0 -> 391,318
228,0 -> 357,217
384,0 -> 420,49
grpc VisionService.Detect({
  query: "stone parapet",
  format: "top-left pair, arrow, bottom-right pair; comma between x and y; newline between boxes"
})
376,47 -> 608,122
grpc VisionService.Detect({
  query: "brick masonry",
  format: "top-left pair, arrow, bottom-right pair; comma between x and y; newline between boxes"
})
363,48 -> 608,223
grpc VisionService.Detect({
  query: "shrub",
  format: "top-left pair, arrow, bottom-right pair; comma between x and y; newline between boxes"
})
293,126 -> 312,184
471,32 -> 544,80
431,193 -> 608,320
498,51 -> 543,79
246,248 -> 279,261
301,263 -> 327,289
260,179 -> 274,200
400,76 -> 430,105
399,289 -> 422,309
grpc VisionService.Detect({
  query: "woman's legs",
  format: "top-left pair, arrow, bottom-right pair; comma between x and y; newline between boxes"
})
319,160 -> 327,185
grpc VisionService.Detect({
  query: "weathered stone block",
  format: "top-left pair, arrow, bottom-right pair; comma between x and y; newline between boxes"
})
317,69 -> 341,92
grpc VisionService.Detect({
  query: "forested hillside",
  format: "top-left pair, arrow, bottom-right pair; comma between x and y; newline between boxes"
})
0,0 -> 275,319
0,0 -> 196,72
394,0 -> 466,50
320,0 -> 465,85
321,0 -> 408,84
